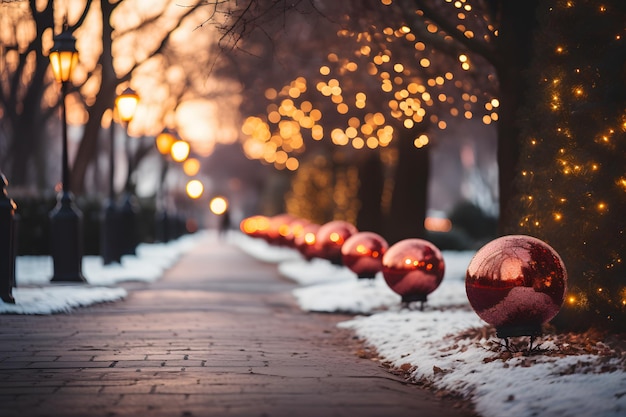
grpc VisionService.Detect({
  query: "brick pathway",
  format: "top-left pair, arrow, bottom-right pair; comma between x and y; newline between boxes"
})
0,234 -> 475,417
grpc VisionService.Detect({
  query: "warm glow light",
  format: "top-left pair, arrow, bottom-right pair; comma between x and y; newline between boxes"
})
186,180 -> 204,199
115,88 -> 139,122
171,140 -> 190,162
424,217 -> 452,232
183,158 -> 201,176
155,128 -> 177,155
48,30 -> 78,84
329,232 -> 343,244
304,232 -> 316,245
210,196 -> 228,215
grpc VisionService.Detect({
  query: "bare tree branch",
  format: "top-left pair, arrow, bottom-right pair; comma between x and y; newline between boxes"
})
411,0 -> 499,67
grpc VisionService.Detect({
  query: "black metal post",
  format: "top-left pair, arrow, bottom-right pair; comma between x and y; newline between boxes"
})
155,158 -> 170,243
118,125 -> 138,256
101,122 -> 121,264
50,82 -> 86,283
0,174 -> 17,303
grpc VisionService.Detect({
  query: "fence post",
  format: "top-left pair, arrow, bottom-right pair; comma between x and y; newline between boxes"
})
0,174 -> 17,304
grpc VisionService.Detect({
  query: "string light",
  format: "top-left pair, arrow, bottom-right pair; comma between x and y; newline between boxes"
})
513,0 -> 625,328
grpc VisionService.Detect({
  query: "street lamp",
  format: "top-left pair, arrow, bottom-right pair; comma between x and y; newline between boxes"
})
154,128 -> 177,242
48,26 -> 85,283
100,88 -> 138,264
116,88 -> 139,123
166,136 -> 190,239
116,87 -> 140,256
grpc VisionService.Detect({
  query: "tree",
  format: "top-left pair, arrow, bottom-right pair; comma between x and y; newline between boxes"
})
0,0 -> 91,189
511,0 -> 625,330
228,0 -> 499,242
0,0 -> 220,195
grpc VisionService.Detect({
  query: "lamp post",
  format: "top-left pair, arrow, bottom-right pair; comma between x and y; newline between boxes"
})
100,89 -> 137,264
48,26 -> 85,283
154,128 -> 177,242
0,174 -> 17,303
167,137 -> 190,239
116,88 -> 140,256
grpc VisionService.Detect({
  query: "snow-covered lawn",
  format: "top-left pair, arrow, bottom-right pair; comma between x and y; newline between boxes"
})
0,231 -> 203,314
235,233 -> 626,417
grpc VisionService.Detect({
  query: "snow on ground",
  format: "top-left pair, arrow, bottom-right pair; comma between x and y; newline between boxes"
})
0,231 -> 204,314
233,233 -> 626,417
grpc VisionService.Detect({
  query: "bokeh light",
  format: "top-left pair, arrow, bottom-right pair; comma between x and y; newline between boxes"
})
185,179 -> 204,199
209,196 -> 229,215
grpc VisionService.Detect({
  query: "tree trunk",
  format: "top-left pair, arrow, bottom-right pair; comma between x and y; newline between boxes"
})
494,0 -> 540,232
385,129 -> 429,244
70,91 -> 114,194
356,150 -> 384,234
70,0 -> 117,195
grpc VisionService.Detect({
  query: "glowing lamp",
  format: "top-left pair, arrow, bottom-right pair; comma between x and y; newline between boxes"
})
316,220 -> 358,265
156,128 -> 177,156
171,140 -> 190,162
466,235 -> 567,338
382,239 -> 445,307
186,180 -> 203,199
341,232 -> 388,279
115,88 -> 139,123
183,158 -> 201,176
46,26 -> 86,283
48,29 -> 78,84
209,196 -> 228,215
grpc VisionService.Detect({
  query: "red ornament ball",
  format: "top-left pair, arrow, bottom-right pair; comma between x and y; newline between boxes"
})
266,213 -> 296,246
239,215 -> 270,239
341,232 -> 389,279
282,217 -> 310,248
382,239 -> 445,304
465,235 -> 567,338
316,220 -> 358,265
294,223 -> 321,260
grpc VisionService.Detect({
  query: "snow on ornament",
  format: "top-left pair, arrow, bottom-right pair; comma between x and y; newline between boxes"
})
465,235 -> 567,339
341,232 -> 388,279
316,220 -> 358,265
382,239 -> 445,309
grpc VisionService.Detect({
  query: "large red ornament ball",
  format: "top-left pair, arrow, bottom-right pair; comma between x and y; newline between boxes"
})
465,235 -> 567,338
282,217 -> 310,248
382,239 -> 445,304
316,220 -> 358,265
266,214 -> 296,246
239,215 -> 270,239
294,223 -> 321,260
341,232 -> 389,279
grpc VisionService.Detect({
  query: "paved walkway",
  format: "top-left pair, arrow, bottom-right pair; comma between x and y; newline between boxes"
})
0,234 -> 475,417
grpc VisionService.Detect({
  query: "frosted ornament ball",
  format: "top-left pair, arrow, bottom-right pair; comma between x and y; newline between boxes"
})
382,238 -> 445,308
465,235 -> 567,338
